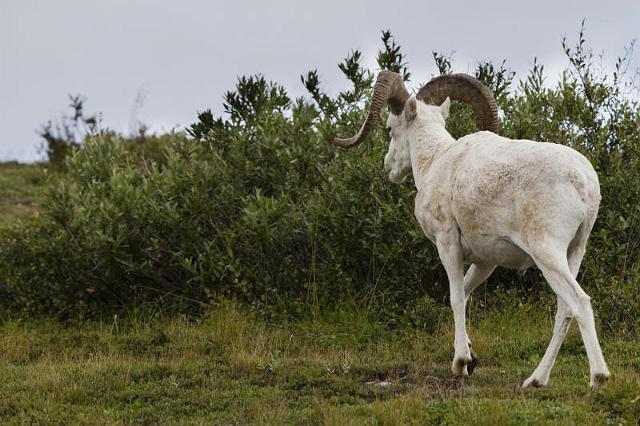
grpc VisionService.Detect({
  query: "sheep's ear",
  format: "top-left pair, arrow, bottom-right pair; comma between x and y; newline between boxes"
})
441,97 -> 451,119
404,98 -> 417,122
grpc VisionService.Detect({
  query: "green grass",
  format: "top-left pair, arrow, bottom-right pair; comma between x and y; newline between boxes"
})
0,304 -> 638,424
0,162 -> 637,424
0,162 -> 47,225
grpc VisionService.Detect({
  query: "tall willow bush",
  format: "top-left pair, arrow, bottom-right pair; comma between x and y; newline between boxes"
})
1,29 -> 638,334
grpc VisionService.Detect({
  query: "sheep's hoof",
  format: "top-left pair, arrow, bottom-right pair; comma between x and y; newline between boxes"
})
591,373 -> 610,391
467,350 -> 479,376
451,352 -> 477,377
522,377 -> 545,388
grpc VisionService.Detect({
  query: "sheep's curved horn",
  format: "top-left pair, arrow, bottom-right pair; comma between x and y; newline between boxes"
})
333,70 -> 409,148
416,74 -> 499,132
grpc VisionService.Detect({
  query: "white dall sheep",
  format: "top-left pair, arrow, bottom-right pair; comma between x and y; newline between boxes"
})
333,71 -> 610,389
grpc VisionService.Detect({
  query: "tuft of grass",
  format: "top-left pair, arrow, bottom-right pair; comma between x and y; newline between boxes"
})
0,303 -> 638,424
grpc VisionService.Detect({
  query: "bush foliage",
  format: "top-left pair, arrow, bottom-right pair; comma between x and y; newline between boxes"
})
1,29 -> 638,334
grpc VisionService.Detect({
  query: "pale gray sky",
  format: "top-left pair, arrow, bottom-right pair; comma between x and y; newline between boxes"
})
1,0 -> 639,162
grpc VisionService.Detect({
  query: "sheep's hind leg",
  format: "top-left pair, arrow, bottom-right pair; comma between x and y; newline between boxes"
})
464,263 -> 496,299
523,232 -> 588,388
463,263 -> 496,375
529,245 -> 610,389
522,298 -> 572,387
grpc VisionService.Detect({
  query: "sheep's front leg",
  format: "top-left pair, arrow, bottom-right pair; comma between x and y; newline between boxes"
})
436,231 -> 471,376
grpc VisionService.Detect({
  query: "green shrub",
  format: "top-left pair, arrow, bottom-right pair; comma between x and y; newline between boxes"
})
1,28 -> 638,335
38,95 -> 98,168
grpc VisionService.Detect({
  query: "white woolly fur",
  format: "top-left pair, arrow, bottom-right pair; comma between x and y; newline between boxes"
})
383,96 -> 610,389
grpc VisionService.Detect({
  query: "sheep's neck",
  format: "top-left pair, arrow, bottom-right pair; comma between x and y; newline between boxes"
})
409,123 -> 455,186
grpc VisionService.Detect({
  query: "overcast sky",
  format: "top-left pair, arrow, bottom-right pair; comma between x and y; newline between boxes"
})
1,0 -> 639,162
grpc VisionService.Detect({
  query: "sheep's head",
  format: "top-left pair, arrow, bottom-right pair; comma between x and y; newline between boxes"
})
384,96 -> 451,183
333,71 -> 499,183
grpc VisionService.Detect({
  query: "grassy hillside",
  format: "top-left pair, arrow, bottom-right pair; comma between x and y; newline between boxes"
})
0,162 -> 46,225
4,30 -> 638,330
0,153 -> 637,424
0,304 -> 638,424
0,29 -> 638,423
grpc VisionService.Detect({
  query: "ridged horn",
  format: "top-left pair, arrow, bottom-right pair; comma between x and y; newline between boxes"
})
333,70 -> 409,148
416,74 -> 499,132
